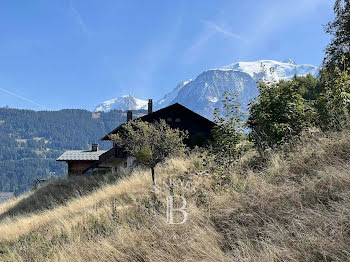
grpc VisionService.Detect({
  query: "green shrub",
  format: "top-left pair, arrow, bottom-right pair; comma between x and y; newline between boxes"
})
317,61 -> 350,130
210,91 -> 246,163
247,76 -> 319,150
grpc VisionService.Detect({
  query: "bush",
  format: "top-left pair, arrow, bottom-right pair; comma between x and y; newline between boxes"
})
210,91 -> 246,163
247,76 -> 319,150
317,62 -> 350,130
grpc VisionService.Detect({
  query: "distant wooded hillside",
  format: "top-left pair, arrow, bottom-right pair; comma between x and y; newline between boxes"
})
0,108 -> 146,194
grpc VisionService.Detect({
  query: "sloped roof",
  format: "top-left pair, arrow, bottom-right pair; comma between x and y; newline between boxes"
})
56,150 -> 108,161
101,103 -> 215,140
0,192 -> 14,205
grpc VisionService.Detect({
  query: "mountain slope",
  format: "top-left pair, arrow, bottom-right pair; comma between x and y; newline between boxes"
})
155,80 -> 192,110
95,95 -> 148,112
0,108 -> 146,194
94,60 -> 318,119
169,69 -> 258,119
93,60 -> 318,119
221,59 -> 318,81
157,59 -> 318,119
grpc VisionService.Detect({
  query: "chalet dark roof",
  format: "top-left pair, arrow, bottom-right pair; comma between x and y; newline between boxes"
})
56,150 -> 108,161
101,103 -> 216,141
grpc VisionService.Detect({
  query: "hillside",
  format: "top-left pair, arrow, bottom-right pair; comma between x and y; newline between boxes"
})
0,108 -> 146,194
0,128 -> 349,261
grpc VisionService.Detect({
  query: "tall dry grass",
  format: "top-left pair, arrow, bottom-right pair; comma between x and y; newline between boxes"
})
0,129 -> 350,261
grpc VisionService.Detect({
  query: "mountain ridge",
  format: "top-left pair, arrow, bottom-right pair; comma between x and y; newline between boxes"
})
95,59 -> 318,119
95,95 -> 148,112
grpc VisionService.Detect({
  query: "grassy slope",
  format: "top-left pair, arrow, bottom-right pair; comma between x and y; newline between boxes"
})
0,129 -> 350,261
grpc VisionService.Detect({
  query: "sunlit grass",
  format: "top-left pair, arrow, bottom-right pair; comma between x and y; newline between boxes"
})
0,130 -> 350,261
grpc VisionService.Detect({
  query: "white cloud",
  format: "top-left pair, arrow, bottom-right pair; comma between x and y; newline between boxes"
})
200,19 -> 244,41
238,0 -> 333,58
0,87 -> 48,110
69,0 -> 89,35
183,19 -> 245,63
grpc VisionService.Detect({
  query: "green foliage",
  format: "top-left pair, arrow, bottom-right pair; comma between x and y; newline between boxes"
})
292,74 -> 324,101
318,59 -> 350,129
323,0 -> 350,70
247,76 -> 318,150
247,1 -> 350,150
210,91 -> 245,162
318,0 -> 350,129
109,120 -> 188,184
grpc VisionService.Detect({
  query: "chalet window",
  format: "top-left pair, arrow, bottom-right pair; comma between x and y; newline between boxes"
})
124,162 -> 127,168
166,117 -> 172,122
175,118 -> 181,123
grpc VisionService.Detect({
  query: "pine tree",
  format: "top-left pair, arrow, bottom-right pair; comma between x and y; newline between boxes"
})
324,0 -> 350,70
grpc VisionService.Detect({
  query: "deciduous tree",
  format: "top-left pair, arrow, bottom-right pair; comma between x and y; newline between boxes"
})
247,77 -> 317,150
110,120 -> 188,185
324,0 -> 350,70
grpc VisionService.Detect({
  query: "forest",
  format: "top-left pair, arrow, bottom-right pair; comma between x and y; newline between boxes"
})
0,108 -> 145,194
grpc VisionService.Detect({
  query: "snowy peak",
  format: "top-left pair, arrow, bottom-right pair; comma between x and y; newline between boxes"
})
95,95 -> 147,112
94,59 -> 318,118
154,59 -> 318,119
221,59 -> 318,82
155,79 -> 192,109
166,68 -> 259,119
281,59 -> 297,65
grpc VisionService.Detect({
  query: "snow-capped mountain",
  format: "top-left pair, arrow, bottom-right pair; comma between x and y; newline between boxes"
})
159,69 -> 258,119
95,95 -> 147,112
156,80 -> 192,109
95,60 -> 318,119
221,60 -> 318,82
154,59 -> 318,119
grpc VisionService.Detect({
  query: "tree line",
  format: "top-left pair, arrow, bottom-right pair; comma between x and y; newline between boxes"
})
0,108 -> 145,194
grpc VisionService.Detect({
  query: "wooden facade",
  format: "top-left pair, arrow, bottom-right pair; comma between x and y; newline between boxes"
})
58,102 -> 216,175
68,161 -> 97,176
102,103 -> 216,147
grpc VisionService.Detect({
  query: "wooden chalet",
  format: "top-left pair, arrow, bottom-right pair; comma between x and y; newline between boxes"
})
57,100 -> 215,176
56,144 -> 107,176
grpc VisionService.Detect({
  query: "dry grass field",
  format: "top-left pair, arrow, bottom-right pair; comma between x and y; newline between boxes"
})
0,129 -> 350,261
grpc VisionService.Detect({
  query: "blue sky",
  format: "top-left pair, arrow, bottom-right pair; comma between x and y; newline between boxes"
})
0,0 -> 334,111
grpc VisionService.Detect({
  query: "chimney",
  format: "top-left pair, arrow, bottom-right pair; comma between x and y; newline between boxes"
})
91,143 -> 99,152
148,99 -> 153,114
127,110 -> 133,122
